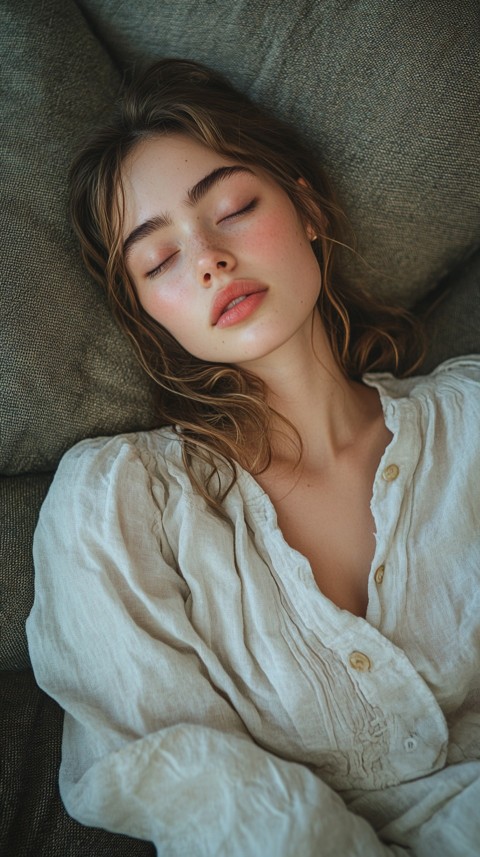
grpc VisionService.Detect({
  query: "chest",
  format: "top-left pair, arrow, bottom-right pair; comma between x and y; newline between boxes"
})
257,461 -> 378,617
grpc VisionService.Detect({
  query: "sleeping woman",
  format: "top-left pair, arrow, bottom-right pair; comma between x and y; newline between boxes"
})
26,59 -> 480,855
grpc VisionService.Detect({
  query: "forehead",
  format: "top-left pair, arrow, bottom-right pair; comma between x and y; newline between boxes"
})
120,133 -> 248,238
123,133 -> 234,197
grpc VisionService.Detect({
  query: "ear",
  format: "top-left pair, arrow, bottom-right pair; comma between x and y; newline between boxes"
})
296,177 -> 318,241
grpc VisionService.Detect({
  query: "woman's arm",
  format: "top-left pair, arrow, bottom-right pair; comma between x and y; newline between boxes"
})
26,435 -> 405,856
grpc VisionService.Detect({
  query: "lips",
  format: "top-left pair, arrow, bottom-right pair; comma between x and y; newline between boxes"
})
211,280 -> 267,326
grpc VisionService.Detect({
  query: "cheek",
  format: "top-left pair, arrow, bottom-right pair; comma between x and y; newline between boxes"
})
246,209 -> 310,266
138,279 -> 191,332
253,209 -> 322,305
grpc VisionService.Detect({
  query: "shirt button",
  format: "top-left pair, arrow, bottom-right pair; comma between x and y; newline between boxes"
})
382,463 -> 400,482
374,564 -> 385,584
349,651 -> 372,672
404,736 -> 418,752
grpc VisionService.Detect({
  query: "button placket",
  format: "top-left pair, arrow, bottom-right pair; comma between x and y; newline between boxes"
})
374,461 -> 400,593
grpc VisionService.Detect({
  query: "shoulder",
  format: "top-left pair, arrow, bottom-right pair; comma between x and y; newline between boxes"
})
406,354 -> 480,418
40,427 -> 185,526
365,357 -> 480,491
421,354 -> 480,395
365,354 -> 480,412
54,426 -> 182,483
365,355 -> 480,463
409,357 -> 480,454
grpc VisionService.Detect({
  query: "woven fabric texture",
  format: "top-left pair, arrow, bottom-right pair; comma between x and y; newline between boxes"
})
0,0 -> 157,478
0,473 -> 53,671
422,247 -> 480,373
0,669 -> 155,856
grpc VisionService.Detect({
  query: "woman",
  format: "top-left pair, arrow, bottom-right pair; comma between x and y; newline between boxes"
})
26,60 -> 480,855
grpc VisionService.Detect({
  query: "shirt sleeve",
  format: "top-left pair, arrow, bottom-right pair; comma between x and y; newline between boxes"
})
26,435 -> 406,857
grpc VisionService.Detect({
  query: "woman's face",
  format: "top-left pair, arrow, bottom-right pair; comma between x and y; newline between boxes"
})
121,133 -> 321,369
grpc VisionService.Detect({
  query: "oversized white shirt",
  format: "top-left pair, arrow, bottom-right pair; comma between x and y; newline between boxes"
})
26,356 -> 480,856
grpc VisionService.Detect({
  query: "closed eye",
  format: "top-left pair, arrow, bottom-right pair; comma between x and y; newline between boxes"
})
146,251 -> 178,280
222,198 -> 258,222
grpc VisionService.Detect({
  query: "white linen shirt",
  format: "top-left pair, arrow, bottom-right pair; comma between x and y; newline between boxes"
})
26,356 -> 480,856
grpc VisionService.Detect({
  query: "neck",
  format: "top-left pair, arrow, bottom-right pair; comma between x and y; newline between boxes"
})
240,311 -> 382,470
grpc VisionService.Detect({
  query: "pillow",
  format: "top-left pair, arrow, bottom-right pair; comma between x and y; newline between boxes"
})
421,247 -> 480,373
0,0 -> 157,478
76,0 -> 480,306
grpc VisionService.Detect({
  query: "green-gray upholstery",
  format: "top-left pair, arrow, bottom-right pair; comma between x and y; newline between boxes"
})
1,0 -> 479,852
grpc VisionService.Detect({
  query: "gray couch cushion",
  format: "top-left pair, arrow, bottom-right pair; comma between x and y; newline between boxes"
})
0,0 -> 156,478
422,247 -> 480,373
1,669 -> 155,855
0,474 -> 52,671
77,0 -> 480,307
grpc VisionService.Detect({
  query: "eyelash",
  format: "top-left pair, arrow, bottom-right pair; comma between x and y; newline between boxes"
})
146,254 -> 177,280
223,198 -> 258,221
145,198 -> 258,280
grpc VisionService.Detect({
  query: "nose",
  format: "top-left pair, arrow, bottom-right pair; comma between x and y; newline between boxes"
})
197,247 -> 236,287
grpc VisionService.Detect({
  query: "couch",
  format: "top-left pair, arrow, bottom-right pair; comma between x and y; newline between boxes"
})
1,1 -> 479,853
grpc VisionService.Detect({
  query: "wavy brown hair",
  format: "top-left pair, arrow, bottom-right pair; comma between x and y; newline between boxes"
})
69,58 -> 424,508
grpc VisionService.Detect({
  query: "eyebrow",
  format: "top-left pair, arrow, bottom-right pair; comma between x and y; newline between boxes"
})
123,165 -> 254,259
